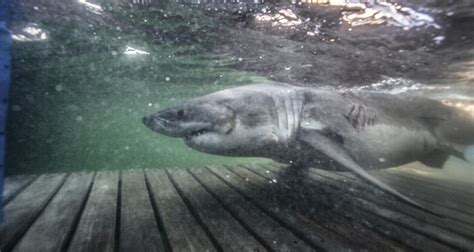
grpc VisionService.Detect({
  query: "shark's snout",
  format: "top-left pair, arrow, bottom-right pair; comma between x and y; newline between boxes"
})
142,115 -> 167,133
142,115 -> 161,130
142,116 -> 152,128
143,112 -> 189,138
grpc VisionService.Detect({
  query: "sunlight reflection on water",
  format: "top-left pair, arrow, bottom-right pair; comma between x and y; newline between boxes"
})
301,0 -> 439,29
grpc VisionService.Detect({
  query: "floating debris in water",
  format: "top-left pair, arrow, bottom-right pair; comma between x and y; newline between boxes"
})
55,85 -> 64,92
78,0 -> 103,15
433,35 -> 445,45
12,23 -> 48,42
124,46 -> 150,55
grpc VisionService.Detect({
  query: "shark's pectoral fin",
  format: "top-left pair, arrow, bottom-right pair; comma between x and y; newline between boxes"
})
299,129 -> 442,216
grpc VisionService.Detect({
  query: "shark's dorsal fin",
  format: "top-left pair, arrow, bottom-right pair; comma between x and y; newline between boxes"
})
299,129 -> 443,216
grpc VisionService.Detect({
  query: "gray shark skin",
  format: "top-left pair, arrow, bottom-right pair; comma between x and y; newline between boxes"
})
143,83 -> 474,212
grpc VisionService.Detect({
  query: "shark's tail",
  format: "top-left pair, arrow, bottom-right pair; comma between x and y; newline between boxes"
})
416,98 -> 474,168
464,145 -> 474,164
435,99 -> 474,166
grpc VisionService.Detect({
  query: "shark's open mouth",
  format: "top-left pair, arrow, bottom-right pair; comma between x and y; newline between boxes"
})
185,128 -> 209,139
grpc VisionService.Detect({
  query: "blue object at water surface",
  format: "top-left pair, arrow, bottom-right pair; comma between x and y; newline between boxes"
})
0,0 -> 20,223
0,20 -> 11,224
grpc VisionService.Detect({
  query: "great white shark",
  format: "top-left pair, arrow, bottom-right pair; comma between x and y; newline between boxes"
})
143,83 -> 474,212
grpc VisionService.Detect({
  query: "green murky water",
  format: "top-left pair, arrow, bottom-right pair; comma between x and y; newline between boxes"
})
7,9 -> 268,175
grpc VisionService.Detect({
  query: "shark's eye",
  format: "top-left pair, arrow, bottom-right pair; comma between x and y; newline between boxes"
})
177,109 -> 184,118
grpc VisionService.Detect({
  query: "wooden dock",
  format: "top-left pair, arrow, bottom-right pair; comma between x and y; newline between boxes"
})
1,163 -> 473,251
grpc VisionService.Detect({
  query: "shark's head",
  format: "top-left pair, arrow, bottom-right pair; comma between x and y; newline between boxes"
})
143,101 -> 234,138
143,85 -> 282,156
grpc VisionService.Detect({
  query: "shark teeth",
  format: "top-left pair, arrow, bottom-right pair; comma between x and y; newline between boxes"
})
186,128 -> 208,139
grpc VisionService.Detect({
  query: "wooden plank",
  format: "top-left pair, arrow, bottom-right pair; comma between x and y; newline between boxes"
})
390,161 -> 474,192
384,171 -> 474,203
0,173 -> 67,251
2,175 -> 37,205
320,168 -> 474,216
270,162 -> 474,211
206,165 -> 361,251
241,164 -> 413,251
68,171 -> 118,252
255,164 -> 457,251
167,168 -> 266,251
120,170 -> 165,252
145,169 -> 216,252
354,171 -> 474,224
387,167 -> 474,197
13,172 -> 94,252
189,167 -> 315,251
302,167 -> 473,251
309,168 -> 474,238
